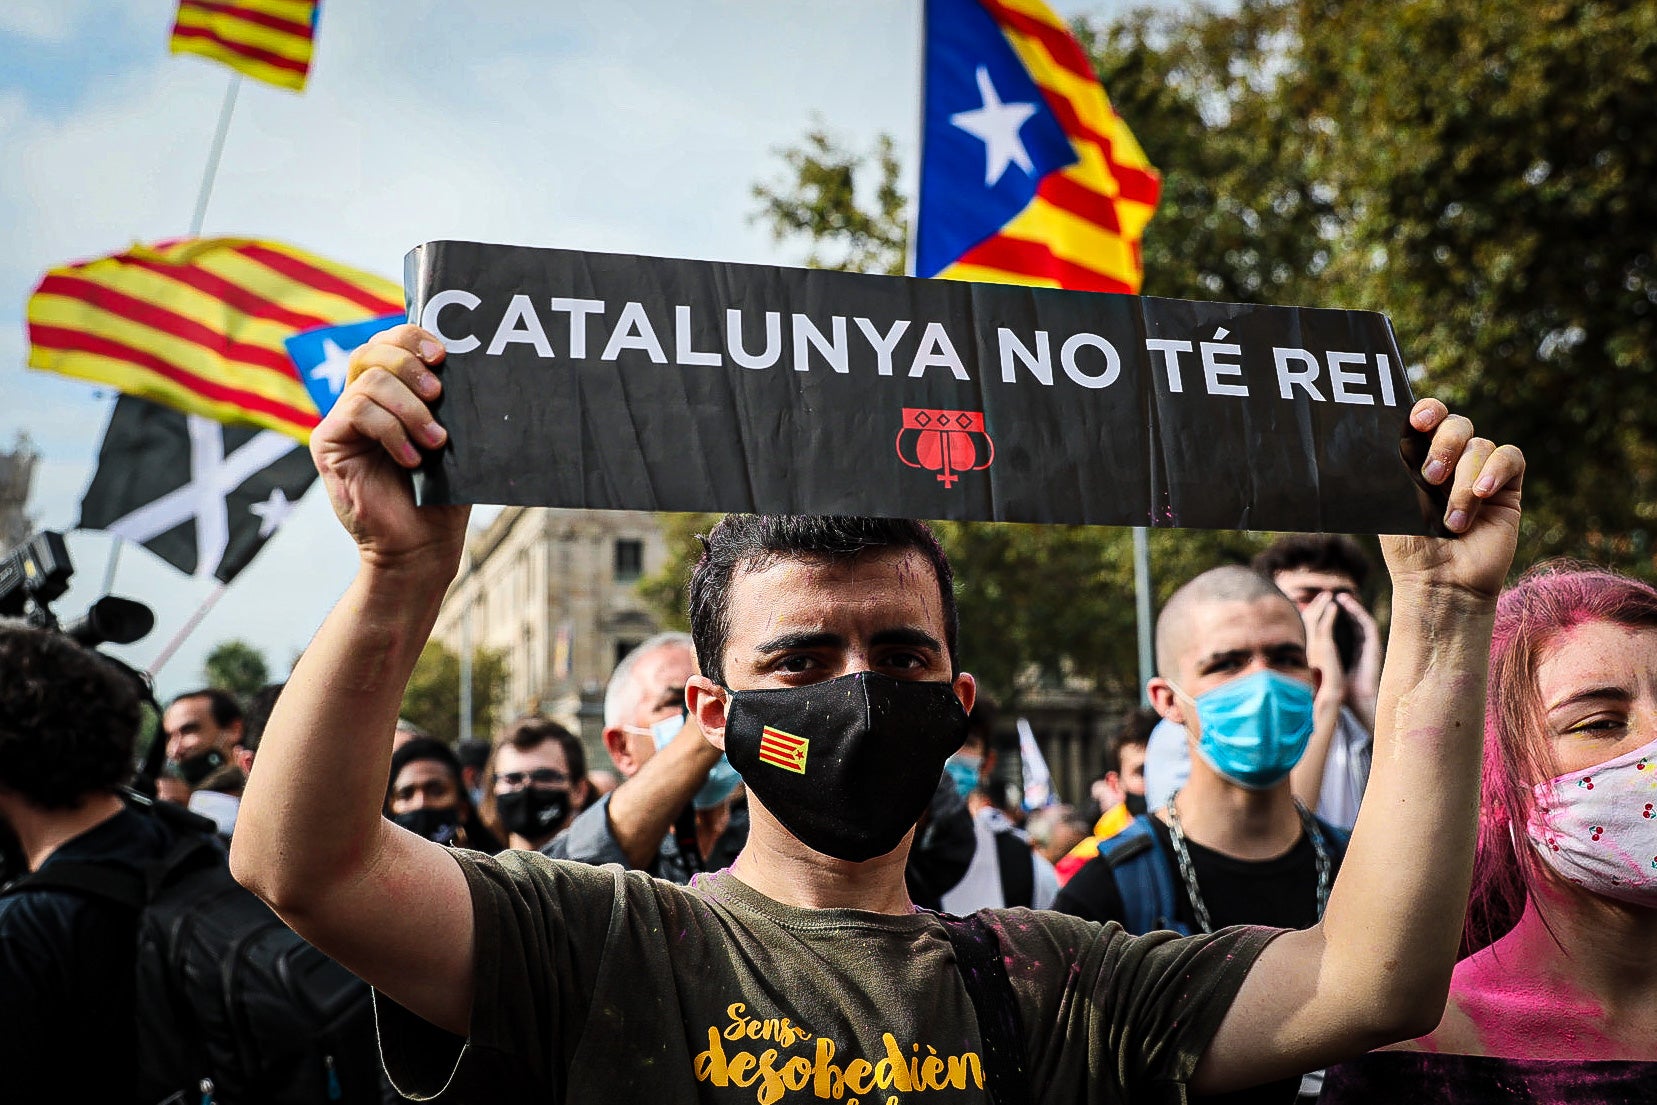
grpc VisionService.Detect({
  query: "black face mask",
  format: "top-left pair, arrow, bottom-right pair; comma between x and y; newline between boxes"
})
390,807 -> 461,845
1124,792 -> 1148,817
723,672 -> 969,862
175,748 -> 226,786
495,788 -> 570,841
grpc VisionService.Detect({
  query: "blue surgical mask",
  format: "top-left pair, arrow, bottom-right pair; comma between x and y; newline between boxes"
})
1175,670 -> 1315,790
944,752 -> 982,800
652,712 -> 742,810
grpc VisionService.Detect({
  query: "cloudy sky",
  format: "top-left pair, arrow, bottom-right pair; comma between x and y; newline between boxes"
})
1,0 -> 1163,698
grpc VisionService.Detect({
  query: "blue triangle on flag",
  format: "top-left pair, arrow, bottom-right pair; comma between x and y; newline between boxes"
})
284,313 -> 405,416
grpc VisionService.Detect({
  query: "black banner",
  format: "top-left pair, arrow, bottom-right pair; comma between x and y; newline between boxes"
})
405,241 -> 1445,535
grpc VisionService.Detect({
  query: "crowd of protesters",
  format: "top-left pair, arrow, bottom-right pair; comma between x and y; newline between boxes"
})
0,328 -> 1652,1103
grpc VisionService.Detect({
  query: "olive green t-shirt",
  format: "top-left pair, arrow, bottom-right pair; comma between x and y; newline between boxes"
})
377,848 -> 1279,1103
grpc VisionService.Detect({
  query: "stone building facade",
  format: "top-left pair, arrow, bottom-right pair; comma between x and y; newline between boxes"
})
0,435 -> 38,554
430,507 -> 670,756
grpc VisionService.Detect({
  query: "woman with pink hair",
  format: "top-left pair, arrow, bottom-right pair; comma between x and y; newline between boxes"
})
1323,564 -> 1657,1102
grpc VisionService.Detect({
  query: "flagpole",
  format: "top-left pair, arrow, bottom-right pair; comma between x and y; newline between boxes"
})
905,0 -> 927,277
147,581 -> 229,677
100,538 -> 124,595
190,74 -> 242,237
1133,526 -> 1154,705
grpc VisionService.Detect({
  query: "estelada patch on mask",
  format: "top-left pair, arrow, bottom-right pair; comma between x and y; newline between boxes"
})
757,726 -> 810,774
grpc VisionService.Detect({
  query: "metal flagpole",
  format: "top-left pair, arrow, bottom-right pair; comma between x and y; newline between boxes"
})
189,74 -> 242,237
140,76 -> 242,674
99,539 -> 124,595
904,0 -> 927,277
147,581 -> 229,677
1133,526 -> 1154,706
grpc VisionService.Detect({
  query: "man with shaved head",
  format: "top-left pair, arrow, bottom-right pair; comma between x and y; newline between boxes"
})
1054,565 -> 1349,931
1054,564 -> 1352,1099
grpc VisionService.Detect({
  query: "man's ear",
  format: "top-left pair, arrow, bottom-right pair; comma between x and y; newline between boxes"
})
686,675 -> 730,752
601,726 -> 640,776
1147,678 -> 1185,726
233,745 -> 255,776
952,671 -> 977,718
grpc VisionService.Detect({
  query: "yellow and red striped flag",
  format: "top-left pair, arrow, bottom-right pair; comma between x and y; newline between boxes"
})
170,0 -> 321,93
27,238 -> 402,443
916,0 -> 1160,293
758,726 -> 810,775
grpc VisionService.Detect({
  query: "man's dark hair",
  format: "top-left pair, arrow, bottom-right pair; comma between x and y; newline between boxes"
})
687,515 -> 958,686
170,687 -> 244,729
385,737 -> 466,813
1101,707 -> 1158,776
455,738 -> 493,775
240,682 -> 285,756
1251,534 -> 1371,592
493,716 -> 587,785
0,620 -> 140,809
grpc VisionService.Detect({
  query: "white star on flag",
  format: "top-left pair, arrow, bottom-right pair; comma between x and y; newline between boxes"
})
249,488 -> 295,537
309,337 -> 352,396
103,415 -> 299,578
950,66 -> 1038,187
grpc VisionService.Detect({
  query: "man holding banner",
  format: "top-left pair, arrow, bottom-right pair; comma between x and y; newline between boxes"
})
234,320 -> 1522,1102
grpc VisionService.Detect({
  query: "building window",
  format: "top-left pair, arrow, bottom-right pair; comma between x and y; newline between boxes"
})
614,538 -> 644,582
615,639 -> 641,670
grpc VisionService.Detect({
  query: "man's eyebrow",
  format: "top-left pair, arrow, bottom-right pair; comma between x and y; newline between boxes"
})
1197,648 -> 1250,669
653,686 -> 686,709
870,627 -> 943,652
753,629 -> 846,654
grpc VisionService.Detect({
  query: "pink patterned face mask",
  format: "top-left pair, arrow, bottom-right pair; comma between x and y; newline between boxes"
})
1525,734 -> 1657,907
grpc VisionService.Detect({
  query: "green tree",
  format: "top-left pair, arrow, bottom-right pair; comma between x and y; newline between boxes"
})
1074,1 -> 1338,307
203,639 -> 269,702
751,122 -> 908,276
1287,0 -> 1657,572
401,641 -> 509,744
634,512 -> 723,633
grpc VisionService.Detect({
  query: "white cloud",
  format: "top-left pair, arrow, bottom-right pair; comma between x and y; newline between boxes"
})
0,0 -> 102,44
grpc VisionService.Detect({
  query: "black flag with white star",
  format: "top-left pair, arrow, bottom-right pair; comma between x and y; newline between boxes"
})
78,395 -> 318,583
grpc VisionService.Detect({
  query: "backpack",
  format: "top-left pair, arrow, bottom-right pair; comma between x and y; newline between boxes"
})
1,794 -> 381,1105
1097,813 -> 1350,936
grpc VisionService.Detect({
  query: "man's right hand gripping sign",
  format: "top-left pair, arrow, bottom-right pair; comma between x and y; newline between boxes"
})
232,324 -> 1524,1102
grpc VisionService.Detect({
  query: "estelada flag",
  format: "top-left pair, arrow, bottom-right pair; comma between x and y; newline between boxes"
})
170,0 -> 322,93
916,0 -> 1160,293
758,726 -> 810,775
27,237 -> 403,443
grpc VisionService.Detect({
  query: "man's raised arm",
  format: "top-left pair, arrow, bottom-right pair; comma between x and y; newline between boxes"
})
230,325 -> 475,1036
1192,399 -> 1525,1093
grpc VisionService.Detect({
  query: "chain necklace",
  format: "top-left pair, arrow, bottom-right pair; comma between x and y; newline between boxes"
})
1164,791 -> 1332,935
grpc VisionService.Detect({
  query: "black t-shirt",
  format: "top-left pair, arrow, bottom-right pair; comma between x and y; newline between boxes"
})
1052,814 -> 1341,934
0,805 -> 175,1103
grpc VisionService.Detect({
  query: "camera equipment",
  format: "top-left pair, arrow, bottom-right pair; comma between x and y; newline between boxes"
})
0,530 -> 72,622
0,530 -> 155,646
1,530 -> 166,794
64,595 -> 155,648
